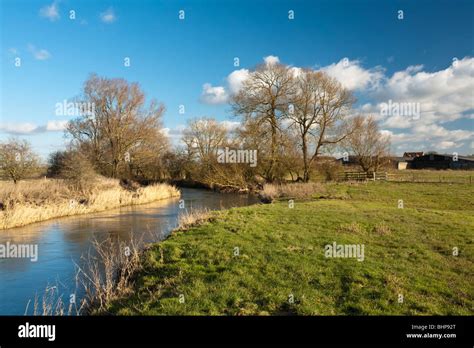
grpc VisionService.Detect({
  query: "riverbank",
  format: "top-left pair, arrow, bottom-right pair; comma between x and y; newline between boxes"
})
169,179 -> 256,194
0,178 -> 180,229
101,182 -> 473,315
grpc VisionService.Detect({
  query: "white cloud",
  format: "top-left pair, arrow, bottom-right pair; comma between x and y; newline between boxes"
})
373,57 -> 474,125
289,66 -> 303,78
46,120 -> 68,131
437,141 -> 461,150
100,8 -> 117,23
220,121 -> 241,131
227,69 -> 250,95
27,44 -> 51,60
321,58 -> 384,91
0,123 -> 38,135
0,121 -> 68,135
39,2 -> 60,21
200,83 -> 228,104
347,57 -> 474,154
264,55 -> 280,65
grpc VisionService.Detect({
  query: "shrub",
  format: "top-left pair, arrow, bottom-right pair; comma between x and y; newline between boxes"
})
316,160 -> 344,181
59,151 -> 98,192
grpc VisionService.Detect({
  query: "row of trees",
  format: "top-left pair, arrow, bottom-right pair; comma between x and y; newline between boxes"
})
0,62 -> 391,185
178,61 -> 390,184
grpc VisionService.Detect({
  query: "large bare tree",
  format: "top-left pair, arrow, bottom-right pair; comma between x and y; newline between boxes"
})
289,70 -> 355,181
232,62 -> 295,182
67,74 -> 166,178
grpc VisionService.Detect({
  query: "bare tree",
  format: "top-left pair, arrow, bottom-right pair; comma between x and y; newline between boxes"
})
182,118 -> 228,163
344,115 -> 391,173
0,138 -> 39,184
232,62 -> 295,182
289,70 -> 355,181
67,74 -> 166,178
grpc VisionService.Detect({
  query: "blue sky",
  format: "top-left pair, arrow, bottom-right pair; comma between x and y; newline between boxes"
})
1,0 -> 473,158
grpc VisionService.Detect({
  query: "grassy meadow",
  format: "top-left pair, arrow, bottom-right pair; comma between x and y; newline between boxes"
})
0,178 -> 180,229
104,181 -> 474,315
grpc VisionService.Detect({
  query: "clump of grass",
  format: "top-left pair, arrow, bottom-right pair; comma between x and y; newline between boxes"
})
259,182 -> 327,203
27,284 -> 86,316
373,222 -> 391,235
337,222 -> 364,234
177,208 -> 211,230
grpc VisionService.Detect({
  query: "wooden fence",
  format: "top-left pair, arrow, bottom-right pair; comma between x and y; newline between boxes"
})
338,171 -> 387,181
338,171 -> 473,184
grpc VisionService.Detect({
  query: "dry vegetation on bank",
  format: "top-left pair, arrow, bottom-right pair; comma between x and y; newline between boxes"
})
0,177 -> 180,229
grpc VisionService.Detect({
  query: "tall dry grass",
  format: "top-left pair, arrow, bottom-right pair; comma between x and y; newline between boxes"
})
177,208 -> 211,230
0,177 -> 180,229
259,182 -> 327,202
27,233 -> 145,315
76,236 -> 144,314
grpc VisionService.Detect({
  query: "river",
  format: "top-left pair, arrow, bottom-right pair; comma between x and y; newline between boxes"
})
0,188 -> 259,315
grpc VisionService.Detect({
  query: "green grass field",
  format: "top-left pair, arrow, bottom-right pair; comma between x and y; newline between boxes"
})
106,182 -> 474,315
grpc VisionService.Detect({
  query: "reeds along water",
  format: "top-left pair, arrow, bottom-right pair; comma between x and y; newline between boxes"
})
0,177 -> 180,229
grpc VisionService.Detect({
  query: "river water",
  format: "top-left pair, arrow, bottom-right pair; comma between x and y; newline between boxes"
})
0,188 -> 259,315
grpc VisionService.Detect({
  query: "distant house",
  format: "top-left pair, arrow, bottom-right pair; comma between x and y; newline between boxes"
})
337,155 -> 408,170
411,154 -> 474,169
403,152 -> 424,159
389,157 -> 409,170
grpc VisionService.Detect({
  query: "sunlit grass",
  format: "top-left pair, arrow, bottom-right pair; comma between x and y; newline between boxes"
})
105,181 -> 473,315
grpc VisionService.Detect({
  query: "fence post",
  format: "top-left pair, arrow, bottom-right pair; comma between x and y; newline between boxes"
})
373,172 -> 376,181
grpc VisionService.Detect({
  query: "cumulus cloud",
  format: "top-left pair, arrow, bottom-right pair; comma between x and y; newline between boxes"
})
373,58 -> 474,125
100,8 -> 117,23
359,57 -> 474,153
200,56 -> 284,105
39,2 -> 60,21
227,69 -> 250,94
264,55 -> 280,65
200,83 -> 228,104
321,58 -> 384,91
0,120 -> 68,135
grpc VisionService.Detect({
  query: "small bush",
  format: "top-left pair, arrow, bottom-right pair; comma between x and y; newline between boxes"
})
316,161 -> 344,181
59,152 -> 98,193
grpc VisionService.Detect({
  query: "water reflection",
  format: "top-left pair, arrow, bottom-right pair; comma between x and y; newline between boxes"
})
0,188 -> 259,315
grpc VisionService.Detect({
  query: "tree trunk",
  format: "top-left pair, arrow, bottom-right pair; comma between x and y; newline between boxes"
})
302,133 -> 309,182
